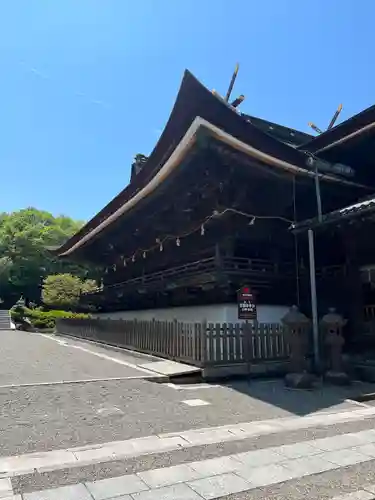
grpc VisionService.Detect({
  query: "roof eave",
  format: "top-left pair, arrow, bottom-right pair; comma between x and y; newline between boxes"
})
58,118 -> 370,257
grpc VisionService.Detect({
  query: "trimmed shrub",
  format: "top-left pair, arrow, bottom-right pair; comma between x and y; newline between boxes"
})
10,305 -> 90,330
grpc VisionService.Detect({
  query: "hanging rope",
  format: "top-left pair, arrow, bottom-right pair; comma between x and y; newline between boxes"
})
111,207 -> 294,269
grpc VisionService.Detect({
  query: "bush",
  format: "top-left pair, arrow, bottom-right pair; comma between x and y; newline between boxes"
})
10,297 -> 27,323
10,304 -> 91,330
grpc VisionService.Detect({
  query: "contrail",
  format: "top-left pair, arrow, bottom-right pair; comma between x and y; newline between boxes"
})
19,61 -> 112,109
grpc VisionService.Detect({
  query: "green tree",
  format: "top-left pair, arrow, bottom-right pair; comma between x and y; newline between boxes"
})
80,278 -> 98,295
42,273 -> 98,309
0,208 -> 95,307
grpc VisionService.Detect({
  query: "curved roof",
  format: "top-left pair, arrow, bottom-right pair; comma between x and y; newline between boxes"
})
57,70 -> 370,257
297,105 -> 375,187
298,104 -> 375,155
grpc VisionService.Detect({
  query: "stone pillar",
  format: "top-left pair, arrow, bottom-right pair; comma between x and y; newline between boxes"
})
282,306 -> 315,388
320,308 -> 350,385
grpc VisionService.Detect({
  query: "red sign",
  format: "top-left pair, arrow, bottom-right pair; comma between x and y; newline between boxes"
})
237,285 -> 257,320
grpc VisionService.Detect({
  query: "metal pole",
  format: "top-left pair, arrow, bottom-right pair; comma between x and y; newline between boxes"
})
314,165 -> 323,222
308,229 -> 320,370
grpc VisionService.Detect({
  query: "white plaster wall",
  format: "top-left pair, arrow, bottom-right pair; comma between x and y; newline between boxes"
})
95,304 -> 227,323
95,303 -> 289,324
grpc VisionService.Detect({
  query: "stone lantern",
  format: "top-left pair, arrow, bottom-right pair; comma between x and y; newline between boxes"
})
282,305 -> 315,388
320,308 -> 350,385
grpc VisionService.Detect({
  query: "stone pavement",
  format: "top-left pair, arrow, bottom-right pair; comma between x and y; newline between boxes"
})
3,407 -> 375,498
3,330 -> 375,499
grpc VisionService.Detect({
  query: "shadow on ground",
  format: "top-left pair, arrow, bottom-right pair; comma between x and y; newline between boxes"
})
209,378 -> 375,416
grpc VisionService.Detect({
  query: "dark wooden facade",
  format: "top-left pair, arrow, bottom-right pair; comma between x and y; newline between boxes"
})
56,71 -> 375,314
293,197 -> 375,349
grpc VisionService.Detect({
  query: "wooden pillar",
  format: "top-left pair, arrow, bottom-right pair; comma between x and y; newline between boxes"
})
342,229 -> 363,344
214,241 -> 232,288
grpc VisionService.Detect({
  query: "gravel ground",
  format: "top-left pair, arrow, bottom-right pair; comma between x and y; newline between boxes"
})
1,375 -> 370,457
12,416 -> 375,494
0,330 -> 151,385
1,330 -> 373,457
0,378 -> 289,456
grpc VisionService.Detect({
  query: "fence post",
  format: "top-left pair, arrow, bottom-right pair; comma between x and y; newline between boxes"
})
243,320 -> 252,376
200,320 -> 207,367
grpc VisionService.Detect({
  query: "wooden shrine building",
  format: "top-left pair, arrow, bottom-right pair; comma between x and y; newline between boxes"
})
55,70 -> 375,324
293,195 -> 375,351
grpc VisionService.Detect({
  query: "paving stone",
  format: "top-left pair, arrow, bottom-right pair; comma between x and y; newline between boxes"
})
275,418 -> 313,431
132,483 -> 202,500
234,463 -> 295,487
233,448 -> 284,467
180,428 -> 234,445
74,436 -> 186,466
106,497 -> 131,500
23,483 -> 92,500
357,408 -> 375,416
331,491 -> 375,500
85,474 -> 149,499
141,360 -> 200,376
189,456 -> 240,476
0,495 -> 13,500
353,444 -> 375,458
280,454 -> 339,476
351,430 -> 375,443
137,464 -> 202,488
364,483 -> 375,494
312,434 -> 368,452
182,399 -> 210,407
324,449 -> 370,467
73,447 -> 118,465
0,450 -> 77,477
128,436 -> 186,454
238,422 -> 280,435
276,441 -> 322,459
0,478 -> 12,497
187,472 -> 251,499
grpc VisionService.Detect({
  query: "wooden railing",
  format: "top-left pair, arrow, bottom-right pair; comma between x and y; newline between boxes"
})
81,257 -> 296,301
83,259 -> 347,304
56,318 -> 290,368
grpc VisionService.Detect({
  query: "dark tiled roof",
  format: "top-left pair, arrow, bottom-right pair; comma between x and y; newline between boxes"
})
291,195 -> 375,233
56,70 -> 333,256
241,114 -> 313,147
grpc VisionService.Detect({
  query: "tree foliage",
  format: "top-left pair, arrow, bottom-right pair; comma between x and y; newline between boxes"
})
0,208 -> 96,307
42,273 -> 97,309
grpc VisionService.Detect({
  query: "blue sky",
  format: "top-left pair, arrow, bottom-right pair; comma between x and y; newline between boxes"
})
1,0 -> 374,220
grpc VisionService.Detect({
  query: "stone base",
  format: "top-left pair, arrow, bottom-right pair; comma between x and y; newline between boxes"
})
354,364 -> 375,382
202,361 -> 289,381
325,370 -> 351,386
284,372 -> 316,389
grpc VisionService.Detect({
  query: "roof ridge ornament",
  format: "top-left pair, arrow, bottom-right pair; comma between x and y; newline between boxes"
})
308,104 -> 343,135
